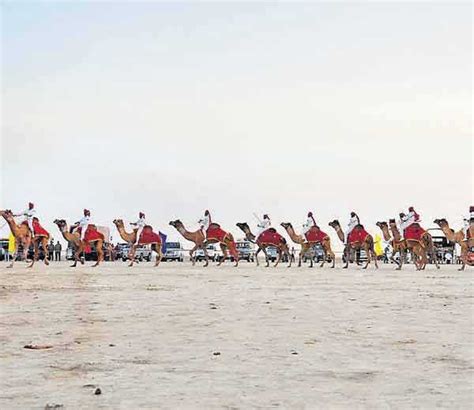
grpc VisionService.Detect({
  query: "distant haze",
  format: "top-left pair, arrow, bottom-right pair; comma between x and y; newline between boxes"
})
1,2 -> 472,247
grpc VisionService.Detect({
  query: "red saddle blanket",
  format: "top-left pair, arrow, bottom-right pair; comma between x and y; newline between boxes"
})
404,223 -> 425,241
206,224 -> 229,242
137,226 -> 161,245
77,225 -> 105,242
348,226 -> 369,244
22,219 -> 49,237
304,227 -> 327,243
257,229 -> 285,246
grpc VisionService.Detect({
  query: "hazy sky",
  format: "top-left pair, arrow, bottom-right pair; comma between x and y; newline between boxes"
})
1,2 -> 472,245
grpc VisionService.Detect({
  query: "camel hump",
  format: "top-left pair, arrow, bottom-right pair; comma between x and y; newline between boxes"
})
209,222 -> 221,229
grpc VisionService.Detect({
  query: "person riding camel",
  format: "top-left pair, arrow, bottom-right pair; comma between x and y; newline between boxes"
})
74,209 -> 91,240
400,206 -> 421,234
130,212 -> 146,245
345,211 -> 360,243
199,210 -> 211,232
302,211 -> 317,234
257,214 -> 271,238
14,202 -> 36,238
463,206 -> 474,238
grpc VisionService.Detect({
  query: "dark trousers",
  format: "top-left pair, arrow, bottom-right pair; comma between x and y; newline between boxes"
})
49,251 -> 54,260
55,251 -> 61,261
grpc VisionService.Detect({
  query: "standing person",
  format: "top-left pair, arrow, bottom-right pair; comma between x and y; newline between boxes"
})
54,241 -> 62,261
345,212 -> 360,243
48,239 -> 55,261
130,212 -> 146,245
74,209 -> 91,240
14,202 -> 36,238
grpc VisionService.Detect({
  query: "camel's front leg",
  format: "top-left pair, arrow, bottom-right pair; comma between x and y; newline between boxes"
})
201,242 -> 211,267
255,247 -> 261,266
273,247 -> 282,267
7,241 -> 19,268
153,244 -> 162,267
189,244 -> 199,266
343,246 -> 350,268
320,245 -> 327,268
43,238 -> 50,265
128,243 -> 137,267
458,243 -> 467,271
28,240 -> 39,268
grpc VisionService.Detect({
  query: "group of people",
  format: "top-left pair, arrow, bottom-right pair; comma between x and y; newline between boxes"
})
8,203 -> 474,246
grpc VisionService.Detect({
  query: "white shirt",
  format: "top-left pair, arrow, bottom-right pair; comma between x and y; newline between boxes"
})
346,215 -> 359,234
133,217 -> 146,229
302,217 -> 314,233
257,218 -> 271,231
21,208 -> 36,220
200,215 -> 210,231
402,211 -> 419,230
78,215 -> 90,227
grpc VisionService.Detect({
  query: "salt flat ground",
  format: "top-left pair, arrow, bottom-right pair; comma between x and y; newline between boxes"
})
0,261 -> 473,409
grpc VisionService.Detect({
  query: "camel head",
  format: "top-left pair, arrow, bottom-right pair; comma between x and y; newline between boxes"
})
433,218 -> 448,228
328,220 -> 340,229
280,222 -> 293,230
0,210 -> 13,220
376,221 -> 388,229
236,222 -> 255,241
169,220 -> 183,229
113,219 -> 124,228
53,219 -> 67,230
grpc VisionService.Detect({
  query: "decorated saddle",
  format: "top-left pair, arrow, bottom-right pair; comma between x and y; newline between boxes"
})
77,225 -> 105,242
257,228 -> 285,247
206,223 -> 229,242
22,218 -> 49,237
348,225 -> 369,244
404,223 -> 425,241
304,226 -> 328,243
137,225 -> 162,245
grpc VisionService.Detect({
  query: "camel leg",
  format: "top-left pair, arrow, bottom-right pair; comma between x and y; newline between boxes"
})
325,242 -> 336,268
93,241 -> 103,267
343,246 -> 350,269
128,244 -> 137,267
320,245 -> 327,268
7,240 -> 19,268
189,244 -> 199,266
218,243 -> 228,266
28,239 -> 39,268
255,247 -> 261,266
202,241 -> 211,267
43,238 -> 50,265
153,244 -> 162,267
273,248 -> 282,267
363,245 -> 370,269
286,248 -> 292,267
458,243 -> 467,271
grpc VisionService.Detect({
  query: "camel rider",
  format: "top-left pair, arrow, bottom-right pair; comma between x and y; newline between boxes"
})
257,214 -> 271,236
345,211 -> 360,243
131,212 -> 146,244
14,202 -> 36,238
75,209 -> 91,240
302,211 -> 317,234
463,206 -> 474,237
199,210 -> 211,232
400,206 -> 420,232
398,213 -> 406,238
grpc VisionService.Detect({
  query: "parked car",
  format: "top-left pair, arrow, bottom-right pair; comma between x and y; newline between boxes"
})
236,239 -> 255,262
302,243 -> 325,263
427,228 -> 456,263
195,244 -> 218,262
163,242 -> 184,262
66,242 -> 113,261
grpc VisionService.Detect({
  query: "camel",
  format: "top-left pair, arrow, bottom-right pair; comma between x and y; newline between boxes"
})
376,221 -> 408,269
387,220 -> 439,271
328,220 -> 378,269
434,218 -> 474,271
236,223 -> 291,267
53,219 -> 103,267
1,210 -> 50,268
113,219 -> 162,267
169,220 -> 238,267
281,222 -> 335,268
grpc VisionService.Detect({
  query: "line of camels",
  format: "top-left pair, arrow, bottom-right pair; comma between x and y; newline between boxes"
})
1,210 -> 472,271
